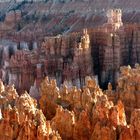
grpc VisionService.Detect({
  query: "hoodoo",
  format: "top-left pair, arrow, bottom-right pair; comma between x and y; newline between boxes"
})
0,0 -> 140,140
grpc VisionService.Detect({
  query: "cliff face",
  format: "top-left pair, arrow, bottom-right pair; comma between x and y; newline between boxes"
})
0,9 -> 140,92
1,29 -> 93,92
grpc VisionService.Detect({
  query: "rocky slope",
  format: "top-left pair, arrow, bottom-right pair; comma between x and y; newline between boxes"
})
1,0 -> 140,40
43,0 -> 140,28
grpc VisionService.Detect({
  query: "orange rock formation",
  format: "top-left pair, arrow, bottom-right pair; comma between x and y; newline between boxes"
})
38,65 -> 140,140
0,80 -> 61,140
0,2 -> 140,139
0,62 -> 140,140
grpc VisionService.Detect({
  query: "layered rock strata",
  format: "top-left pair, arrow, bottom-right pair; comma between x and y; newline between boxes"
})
0,9 -> 140,92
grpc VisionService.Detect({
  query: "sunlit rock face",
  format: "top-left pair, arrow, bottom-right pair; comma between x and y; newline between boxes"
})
38,65 -> 140,140
0,80 -> 61,140
115,65 -> 140,123
106,9 -> 123,31
0,65 -> 140,140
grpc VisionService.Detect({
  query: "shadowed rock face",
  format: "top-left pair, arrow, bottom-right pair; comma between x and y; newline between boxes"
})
0,1 -> 140,91
5,26 -> 140,91
0,9 -> 140,92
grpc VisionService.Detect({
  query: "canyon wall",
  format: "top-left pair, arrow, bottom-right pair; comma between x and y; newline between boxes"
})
0,9 -> 140,92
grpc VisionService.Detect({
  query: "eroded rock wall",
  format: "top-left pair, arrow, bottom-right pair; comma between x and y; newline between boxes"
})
0,9 -> 140,94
